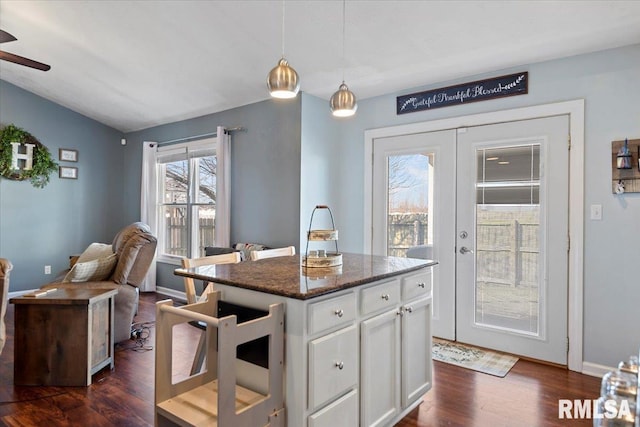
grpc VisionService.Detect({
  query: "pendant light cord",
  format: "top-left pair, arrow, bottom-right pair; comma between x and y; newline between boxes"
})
341,0 -> 346,83
282,0 -> 286,58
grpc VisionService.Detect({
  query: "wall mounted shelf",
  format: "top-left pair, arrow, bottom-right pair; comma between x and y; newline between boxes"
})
611,139 -> 640,194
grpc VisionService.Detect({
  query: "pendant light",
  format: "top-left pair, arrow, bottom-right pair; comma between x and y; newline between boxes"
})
267,0 -> 300,99
330,0 -> 357,117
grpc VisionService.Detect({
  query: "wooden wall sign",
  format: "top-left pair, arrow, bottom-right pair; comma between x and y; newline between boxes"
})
397,72 -> 528,115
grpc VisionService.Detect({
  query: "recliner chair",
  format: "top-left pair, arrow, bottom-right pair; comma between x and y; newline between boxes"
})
41,222 -> 157,343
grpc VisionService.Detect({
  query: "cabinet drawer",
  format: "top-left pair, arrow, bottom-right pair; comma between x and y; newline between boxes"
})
308,292 -> 356,336
360,279 -> 400,316
308,325 -> 358,411
401,269 -> 432,301
308,389 -> 358,427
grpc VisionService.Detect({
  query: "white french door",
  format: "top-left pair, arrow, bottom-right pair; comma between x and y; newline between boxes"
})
371,115 -> 570,364
372,130 -> 456,340
456,115 -> 569,364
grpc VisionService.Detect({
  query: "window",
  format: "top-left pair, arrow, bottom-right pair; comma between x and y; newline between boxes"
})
157,138 -> 217,261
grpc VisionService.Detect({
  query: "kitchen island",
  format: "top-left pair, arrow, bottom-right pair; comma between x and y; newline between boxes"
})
174,252 -> 436,427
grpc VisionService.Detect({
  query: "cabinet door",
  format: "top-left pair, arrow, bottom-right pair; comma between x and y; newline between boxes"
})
308,325 -> 358,412
308,389 -> 358,427
361,308 -> 401,427
401,296 -> 432,408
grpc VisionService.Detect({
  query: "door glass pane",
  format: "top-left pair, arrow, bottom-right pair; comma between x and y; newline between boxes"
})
475,144 -> 541,335
387,153 -> 434,258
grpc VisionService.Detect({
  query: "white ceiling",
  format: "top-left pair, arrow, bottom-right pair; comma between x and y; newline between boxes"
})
1,1 -> 640,133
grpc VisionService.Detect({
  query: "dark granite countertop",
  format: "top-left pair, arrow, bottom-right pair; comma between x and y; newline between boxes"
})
174,252 -> 437,300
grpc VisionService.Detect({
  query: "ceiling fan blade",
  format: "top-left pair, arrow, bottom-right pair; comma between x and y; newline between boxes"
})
0,30 -> 17,44
0,50 -> 51,71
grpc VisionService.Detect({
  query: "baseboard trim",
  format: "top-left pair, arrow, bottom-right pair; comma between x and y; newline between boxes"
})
582,361 -> 614,378
155,286 -> 186,302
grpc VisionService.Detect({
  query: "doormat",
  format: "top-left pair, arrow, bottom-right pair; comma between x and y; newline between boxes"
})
432,338 -> 518,377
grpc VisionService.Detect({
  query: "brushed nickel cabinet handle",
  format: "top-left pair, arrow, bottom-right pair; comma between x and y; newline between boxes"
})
334,309 -> 344,317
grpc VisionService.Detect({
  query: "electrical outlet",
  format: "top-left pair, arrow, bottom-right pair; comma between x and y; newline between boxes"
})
590,204 -> 602,220
44,265 -> 51,275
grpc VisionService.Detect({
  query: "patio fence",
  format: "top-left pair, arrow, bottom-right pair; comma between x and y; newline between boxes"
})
388,209 -> 540,287
165,217 -> 215,257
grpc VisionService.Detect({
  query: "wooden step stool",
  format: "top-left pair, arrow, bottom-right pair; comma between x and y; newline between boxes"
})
155,292 -> 285,427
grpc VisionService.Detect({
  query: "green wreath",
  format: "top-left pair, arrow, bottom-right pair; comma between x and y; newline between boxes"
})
0,124 -> 58,188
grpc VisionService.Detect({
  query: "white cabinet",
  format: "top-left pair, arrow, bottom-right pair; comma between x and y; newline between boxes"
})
308,292 -> 356,335
361,307 -> 401,427
401,269 -> 432,301
401,296 -> 432,407
308,325 -> 358,411
360,279 -> 400,316
208,264 -> 434,427
360,281 -> 432,427
308,389 -> 359,427
307,293 -> 359,427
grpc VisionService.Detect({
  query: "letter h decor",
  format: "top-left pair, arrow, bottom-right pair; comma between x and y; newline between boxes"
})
10,142 -> 35,171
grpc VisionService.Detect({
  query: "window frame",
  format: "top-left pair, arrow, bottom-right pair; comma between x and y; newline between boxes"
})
155,138 -> 217,264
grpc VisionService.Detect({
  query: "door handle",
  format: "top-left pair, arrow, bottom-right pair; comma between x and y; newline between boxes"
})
459,246 -> 474,254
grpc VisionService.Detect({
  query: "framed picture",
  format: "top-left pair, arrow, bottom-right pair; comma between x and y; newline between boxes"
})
59,166 -> 78,179
59,148 -> 78,162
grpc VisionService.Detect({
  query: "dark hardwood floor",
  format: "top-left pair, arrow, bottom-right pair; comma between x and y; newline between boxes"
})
0,292 -> 600,426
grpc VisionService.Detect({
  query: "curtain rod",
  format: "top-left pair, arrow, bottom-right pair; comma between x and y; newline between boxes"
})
157,126 -> 245,146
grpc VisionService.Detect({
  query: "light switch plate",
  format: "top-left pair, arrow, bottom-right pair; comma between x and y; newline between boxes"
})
590,204 -> 602,220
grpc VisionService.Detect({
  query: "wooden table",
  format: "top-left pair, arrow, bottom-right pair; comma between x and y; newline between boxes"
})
10,287 -> 118,386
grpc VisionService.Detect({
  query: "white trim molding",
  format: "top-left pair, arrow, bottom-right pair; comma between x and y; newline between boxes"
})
156,286 -> 187,302
363,99 -> 585,372
582,362 -> 615,378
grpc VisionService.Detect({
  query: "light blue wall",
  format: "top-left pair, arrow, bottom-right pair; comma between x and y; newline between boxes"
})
327,44 -> 640,367
123,97 -> 302,291
0,81 -> 124,291
299,93 -> 345,250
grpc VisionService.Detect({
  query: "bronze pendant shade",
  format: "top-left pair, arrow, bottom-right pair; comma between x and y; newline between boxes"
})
329,0 -> 357,117
330,82 -> 357,117
267,57 -> 300,99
